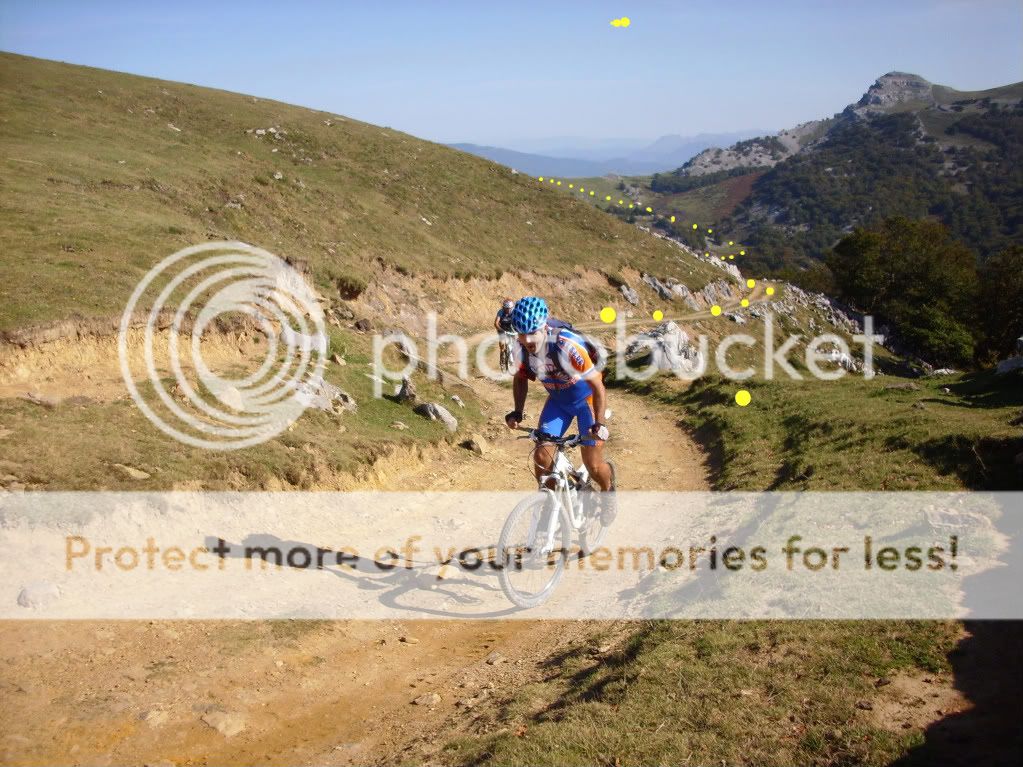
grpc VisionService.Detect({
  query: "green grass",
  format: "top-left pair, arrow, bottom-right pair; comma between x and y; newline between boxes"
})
436,368 -> 1021,766
0,327 -> 485,490
444,620 -> 961,767
0,52 -> 720,334
622,370 -> 1022,491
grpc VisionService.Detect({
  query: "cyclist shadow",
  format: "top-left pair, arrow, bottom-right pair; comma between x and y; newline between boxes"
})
205,533 -> 523,618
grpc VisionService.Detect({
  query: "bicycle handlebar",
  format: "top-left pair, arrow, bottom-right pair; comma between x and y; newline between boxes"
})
515,427 -> 582,447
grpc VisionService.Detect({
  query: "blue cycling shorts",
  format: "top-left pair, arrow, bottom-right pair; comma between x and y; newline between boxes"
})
539,395 -> 596,446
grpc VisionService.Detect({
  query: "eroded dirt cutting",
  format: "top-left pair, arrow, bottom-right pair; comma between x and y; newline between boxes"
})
0,345 -> 711,766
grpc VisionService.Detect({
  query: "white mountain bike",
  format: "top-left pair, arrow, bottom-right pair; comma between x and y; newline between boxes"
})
496,428 -> 617,608
498,331 -> 517,374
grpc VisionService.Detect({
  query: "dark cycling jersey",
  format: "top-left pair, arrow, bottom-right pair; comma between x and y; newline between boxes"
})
496,307 -> 514,332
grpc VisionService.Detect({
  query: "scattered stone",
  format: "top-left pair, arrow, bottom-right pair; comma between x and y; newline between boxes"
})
354,318 -> 373,332
390,421 -> 410,431
331,353 -> 347,366
413,402 -> 458,432
113,463 -> 151,480
166,123 -> 181,132
484,651 -> 505,665
450,394 -> 465,408
725,312 -> 747,325
875,677 -> 892,688
399,636 -> 420,644
883,383 -> 921,392
456,697 -> 478,709
17,581 -> 60,609
996,355 -> 1023,375
912,402 -> 927,410
273,171 -> 283,181
641,273 -> 673,301
412,692 -> 441,706
941,387 -> 951,394
216,385 -> 244,411
856,700 -> 874,711
20,392 -> 58,409
141,709 -> 169,728
619,284 -> 639,305
624,321 -> 702,373
396,376 -> 417,403
670,283 -> 701,311
463,433 -> 488,456
929,368 -> 959,376
201,710 -> 246,738
294,377 -> 357,414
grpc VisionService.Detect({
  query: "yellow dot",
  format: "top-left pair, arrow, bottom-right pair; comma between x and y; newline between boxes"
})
670,215 -> 675,223
645,206 -> 652,212
611,18 -> 622,27
740,250 -> 746,256
605,195 -> 611,201
580,187 -> 585,193
600,306 -> 617,324
618,199 -> 624,205
549,179 -> 554,183
557,181 -> 561,186
589,190 -> 595,196
735,390 -> 752,407
728,240 -> 734,246
628,204 -> 634,208
728,254 -> 735,260
692,224 -> 698,230
720,255 -> 726,260
652,309 -> 663,321
621,16 -> 630,27
766,286 -> 775,296
710,305 -> 722,317
703,252 -> 709,257
538,177 -> 544,182
569,184 -> 574,188
746,279 -> 756,288
741,298 -> 749,307
708,228 -> 713,233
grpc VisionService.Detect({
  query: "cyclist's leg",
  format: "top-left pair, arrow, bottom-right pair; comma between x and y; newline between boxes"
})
576,397 -> 612,491
535,397 -> 568,484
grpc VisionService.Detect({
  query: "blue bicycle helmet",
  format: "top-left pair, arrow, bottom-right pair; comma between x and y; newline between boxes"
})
511,297 -> 549,334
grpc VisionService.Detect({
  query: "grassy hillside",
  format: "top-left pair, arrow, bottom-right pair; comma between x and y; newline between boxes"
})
441,368 -> 1022,767
0,52 -> 719,335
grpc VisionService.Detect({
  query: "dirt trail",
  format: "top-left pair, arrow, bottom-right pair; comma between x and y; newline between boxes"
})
0,361 -> 710,766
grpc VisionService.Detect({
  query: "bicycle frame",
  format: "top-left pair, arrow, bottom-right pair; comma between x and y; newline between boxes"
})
532,445 -> 589,556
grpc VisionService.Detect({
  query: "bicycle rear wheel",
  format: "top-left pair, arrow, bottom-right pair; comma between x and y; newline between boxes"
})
497,491 -> 570,608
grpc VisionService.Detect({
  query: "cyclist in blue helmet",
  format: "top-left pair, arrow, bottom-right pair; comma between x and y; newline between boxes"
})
505,297 -> 615,523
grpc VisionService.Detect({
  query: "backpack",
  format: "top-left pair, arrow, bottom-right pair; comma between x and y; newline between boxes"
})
546,318 -> 607,372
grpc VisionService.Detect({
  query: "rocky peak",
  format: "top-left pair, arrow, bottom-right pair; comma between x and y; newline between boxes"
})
856,72 -> 934,110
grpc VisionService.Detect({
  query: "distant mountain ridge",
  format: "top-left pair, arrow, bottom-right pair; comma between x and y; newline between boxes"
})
649,72 -> 1023,273
450,131 -> 765,177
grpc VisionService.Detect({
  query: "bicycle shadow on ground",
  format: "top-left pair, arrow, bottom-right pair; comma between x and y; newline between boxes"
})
205,533 -> 525,618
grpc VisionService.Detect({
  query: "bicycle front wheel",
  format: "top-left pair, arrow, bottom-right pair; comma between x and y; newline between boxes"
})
579,458 -> 616,555
497,491 -> 570,608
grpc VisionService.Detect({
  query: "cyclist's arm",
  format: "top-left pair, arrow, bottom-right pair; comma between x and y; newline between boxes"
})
494,314 -> 504,332
512,373 -> 528,414
584,371 -> 607,434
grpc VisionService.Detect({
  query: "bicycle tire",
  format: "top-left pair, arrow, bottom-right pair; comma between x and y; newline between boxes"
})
579,458 -> 616,555
497,491 -> 571,608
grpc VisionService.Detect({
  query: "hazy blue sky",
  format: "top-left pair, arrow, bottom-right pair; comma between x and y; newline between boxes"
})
2,0 -> 1021,147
